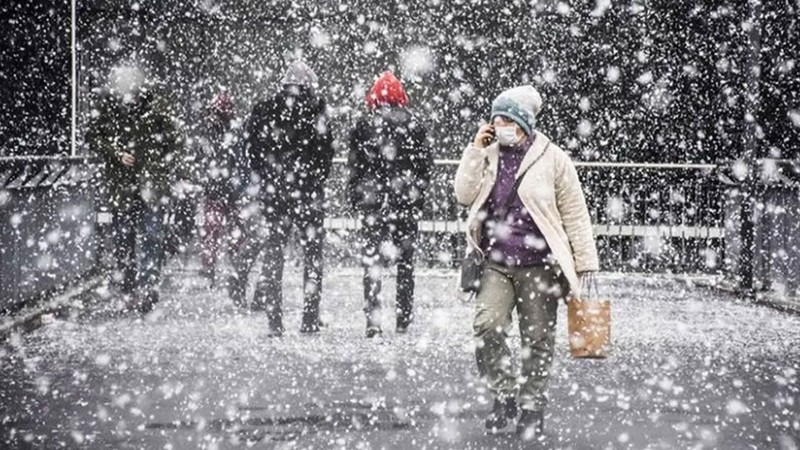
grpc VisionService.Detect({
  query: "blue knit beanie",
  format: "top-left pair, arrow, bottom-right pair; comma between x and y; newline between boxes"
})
490,85 -> 543,136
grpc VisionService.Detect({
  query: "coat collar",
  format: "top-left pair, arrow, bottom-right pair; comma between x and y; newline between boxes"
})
484,130 -> 550,179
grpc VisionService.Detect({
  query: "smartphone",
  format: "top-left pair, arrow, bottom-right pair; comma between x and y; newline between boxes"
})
484,125 -> 496,145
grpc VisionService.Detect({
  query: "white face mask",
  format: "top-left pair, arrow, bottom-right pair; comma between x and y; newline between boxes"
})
495,126 -> 521,146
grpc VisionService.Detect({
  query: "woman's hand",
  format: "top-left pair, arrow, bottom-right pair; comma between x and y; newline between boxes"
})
473,124 -> 495,149
565,271 -> 598,304
578,271 -> 598,300
579,271 -> 597,286
117,151 -> 136,167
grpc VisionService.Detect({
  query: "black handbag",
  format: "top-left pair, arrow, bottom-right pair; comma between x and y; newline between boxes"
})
459,142 -> 550,294
460,249 -> 484,293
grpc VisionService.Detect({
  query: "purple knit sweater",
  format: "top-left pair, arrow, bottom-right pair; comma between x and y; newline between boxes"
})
481,134 -> 553,267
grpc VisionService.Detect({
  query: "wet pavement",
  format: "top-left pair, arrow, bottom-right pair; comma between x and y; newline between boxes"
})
1,265 -> 799,449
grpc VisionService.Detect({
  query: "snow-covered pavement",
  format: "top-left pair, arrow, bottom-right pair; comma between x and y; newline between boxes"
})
1,266 -> 799,449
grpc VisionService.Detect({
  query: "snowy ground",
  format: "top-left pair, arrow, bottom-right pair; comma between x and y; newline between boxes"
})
1,263 -> 799,450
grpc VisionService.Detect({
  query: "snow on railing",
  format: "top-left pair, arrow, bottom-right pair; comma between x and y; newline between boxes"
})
0,156 -> 97,190
322,159 -> 725,273
0,156 -> 100,311
0,155 -> 728,310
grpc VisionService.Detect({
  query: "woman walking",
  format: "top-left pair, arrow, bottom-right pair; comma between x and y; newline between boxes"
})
454,85 -> 599,439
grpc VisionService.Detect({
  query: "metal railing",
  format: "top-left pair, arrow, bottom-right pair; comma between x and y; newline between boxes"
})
0,155 -> 98,189
0,156 -> 100,312
323,159 -> 725,273
721,159 -> 800,299
1,154 -> 730,311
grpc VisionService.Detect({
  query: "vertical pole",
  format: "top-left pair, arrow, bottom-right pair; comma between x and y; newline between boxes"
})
70,0 -> 77,156
739,0 -> 762,297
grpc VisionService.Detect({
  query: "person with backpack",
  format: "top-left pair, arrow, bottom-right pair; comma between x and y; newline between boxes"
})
347,71 -> 433,337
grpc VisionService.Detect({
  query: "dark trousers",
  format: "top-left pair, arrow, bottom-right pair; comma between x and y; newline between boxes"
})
201,197 -> 241,272
111,201 -> 165,301
165,195 -> 197,258
361,213 -> 418,328
232,205 -> 324,332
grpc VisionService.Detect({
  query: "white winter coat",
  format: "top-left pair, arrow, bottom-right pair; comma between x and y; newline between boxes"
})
454,131 -> 599,294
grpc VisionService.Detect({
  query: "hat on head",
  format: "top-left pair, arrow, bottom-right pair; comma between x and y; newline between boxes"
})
208,92 -> 234,120
280,61 -> 319,88
490,85 -> 543,136
366,71 -> 409,110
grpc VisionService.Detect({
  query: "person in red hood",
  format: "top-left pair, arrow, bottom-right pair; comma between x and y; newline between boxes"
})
347,71 -> 433,337
365,71 -> 409,110
197,92 -> 243,287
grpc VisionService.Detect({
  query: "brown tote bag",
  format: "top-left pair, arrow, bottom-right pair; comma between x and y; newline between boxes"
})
567,276 -> 611,359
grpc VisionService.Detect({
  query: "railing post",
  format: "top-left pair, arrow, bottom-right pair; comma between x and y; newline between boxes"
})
738,0 -> 762,298
739,183 -> 756,297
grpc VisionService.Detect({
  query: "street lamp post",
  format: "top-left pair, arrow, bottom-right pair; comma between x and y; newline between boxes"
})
739,0 -> 762,298
70,0 -> 77,156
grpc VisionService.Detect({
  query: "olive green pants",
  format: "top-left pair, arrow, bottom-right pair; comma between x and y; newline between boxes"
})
473,262 -> 566,411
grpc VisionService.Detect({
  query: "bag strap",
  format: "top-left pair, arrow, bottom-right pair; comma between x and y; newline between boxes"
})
497,141 -> 550,217
576,272 -> 600,300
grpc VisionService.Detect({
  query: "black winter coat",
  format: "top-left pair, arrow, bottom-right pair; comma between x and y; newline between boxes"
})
245,86 -> 334,214
195,118 -> 244,202
347,106 -> 432,218
88,89 -> 179,209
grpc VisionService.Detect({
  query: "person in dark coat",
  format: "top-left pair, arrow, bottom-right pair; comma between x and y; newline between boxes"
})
89,65 -> 180,314
233,61 -> 334,335
347,71 -> 433,337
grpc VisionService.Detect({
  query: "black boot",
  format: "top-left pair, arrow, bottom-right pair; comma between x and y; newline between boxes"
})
267,319 -> 284,337
300,314 -> 321,334
516,410 -> 544,440
300,322 -> 320,334
396,315 -> 412,334
485,397 -> 518,431
137,291 -> 159,315
227,275 -> 246,308
200,266 -> 216,287
265,303 -> 284,337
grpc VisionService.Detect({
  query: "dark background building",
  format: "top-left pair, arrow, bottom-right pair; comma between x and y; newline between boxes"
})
1,0 -> 798,163
1,0 -> 71,156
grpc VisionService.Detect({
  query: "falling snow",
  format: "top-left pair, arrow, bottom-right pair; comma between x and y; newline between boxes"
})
1,0 -> 799,449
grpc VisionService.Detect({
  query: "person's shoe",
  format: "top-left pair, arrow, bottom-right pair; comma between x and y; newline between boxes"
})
200,267 -> 215,286
485,397 -> 518,431
267,323 -> 284,337
365,326 -> 383,338
120,293 -> 135,312
123,292 -> 155,315
396,322 -> 411,334
299,321 -> 320,334
396,316 -> 412,334
366,311 -> 382,338
136,292 -> 158,315
516,410 -> 544,440
227,276 -> 246,308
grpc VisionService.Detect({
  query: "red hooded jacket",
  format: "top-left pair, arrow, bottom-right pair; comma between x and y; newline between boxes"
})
366,71 -> 409,110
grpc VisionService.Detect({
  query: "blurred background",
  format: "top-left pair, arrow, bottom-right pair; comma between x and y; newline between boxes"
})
2,0 -> 798,162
